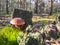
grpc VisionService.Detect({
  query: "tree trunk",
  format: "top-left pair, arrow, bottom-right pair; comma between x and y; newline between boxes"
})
6,0 -> 9,14
35,0 -> 38,14
50,0 -> 53,15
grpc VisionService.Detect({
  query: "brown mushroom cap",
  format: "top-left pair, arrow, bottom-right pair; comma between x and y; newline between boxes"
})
10,18 -> 25,25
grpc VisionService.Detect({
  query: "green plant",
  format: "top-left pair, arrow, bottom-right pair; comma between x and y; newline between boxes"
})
0,26 -> 20,45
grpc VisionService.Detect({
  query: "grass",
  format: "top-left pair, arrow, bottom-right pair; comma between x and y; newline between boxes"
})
32,13 -> 57,22
49,13 -> 57,19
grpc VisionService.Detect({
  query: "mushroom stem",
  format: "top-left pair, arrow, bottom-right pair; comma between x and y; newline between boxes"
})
15,25 -> 20,29
15,25 -> 24,30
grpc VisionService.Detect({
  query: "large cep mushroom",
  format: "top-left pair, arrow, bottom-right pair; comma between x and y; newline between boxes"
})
10,18 -> 25,29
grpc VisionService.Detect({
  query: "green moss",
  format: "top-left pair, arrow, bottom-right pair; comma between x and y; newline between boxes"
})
0,26 -> 20,45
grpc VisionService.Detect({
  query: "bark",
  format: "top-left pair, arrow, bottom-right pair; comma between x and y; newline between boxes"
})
50,0 -> 53,15
6,0 -> 9,14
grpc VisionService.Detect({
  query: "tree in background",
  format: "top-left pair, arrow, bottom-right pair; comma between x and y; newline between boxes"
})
50,0 -> 53,15
6,0 -> 9,14
34,0 -> 38,14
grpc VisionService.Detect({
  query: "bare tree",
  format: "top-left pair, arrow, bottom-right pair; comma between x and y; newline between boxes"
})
50,0 -> 53,15
6,0 -> 9,14
35,0 -> 38,14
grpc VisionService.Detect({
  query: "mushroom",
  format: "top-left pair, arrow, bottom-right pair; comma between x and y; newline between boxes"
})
10,18 -> 25,29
